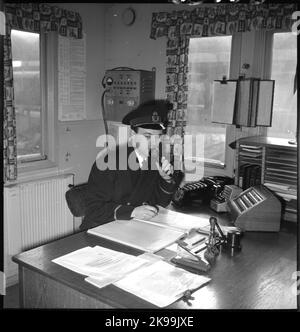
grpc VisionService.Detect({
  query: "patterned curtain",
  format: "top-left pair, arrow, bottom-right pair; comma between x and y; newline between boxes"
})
3,33 -> 17,182
150,3 -> 296,171
150,3 -> 296,40
165,35 -> 189,171
3,3 -> 83,183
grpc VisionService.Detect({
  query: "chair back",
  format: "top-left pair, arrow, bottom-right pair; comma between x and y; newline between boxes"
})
65,183 -> 89,217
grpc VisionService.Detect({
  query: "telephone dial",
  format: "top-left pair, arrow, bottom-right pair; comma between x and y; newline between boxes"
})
172,176 -> 234,207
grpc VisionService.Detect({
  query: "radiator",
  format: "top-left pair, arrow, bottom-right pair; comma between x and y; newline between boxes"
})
4,174 -> 74,285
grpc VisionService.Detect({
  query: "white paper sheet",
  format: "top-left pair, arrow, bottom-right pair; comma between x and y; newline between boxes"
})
52,246 -> 149,288
58,33 -> 86,121
114,260 -> 210,307
256,80 -> 274,126
138,206 -> 210,234
211,81 -> 237,124
85,252 -> 163,289
87,219 -> 185,253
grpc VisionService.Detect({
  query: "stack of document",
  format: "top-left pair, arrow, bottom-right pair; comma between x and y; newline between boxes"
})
88,219 -> 184,253
143,206 -> 210,233
114,260 -> 210,307
85,252 -> 161,289
87,206 -> 210,253
52,245 -> 211,307
52,246 -> 150,288
264,182 -> 297,200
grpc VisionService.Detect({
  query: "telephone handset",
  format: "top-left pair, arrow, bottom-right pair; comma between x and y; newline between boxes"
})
150,142 -> 166,168
172,176 -> 234,207
151,142 -> 183,181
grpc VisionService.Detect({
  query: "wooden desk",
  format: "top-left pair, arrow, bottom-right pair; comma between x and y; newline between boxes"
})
13,205 -> 297,309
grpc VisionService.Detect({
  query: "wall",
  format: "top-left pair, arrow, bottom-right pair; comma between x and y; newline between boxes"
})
55,3 -> 107,185
104,3 -> 177,99
56,3 -> 178,185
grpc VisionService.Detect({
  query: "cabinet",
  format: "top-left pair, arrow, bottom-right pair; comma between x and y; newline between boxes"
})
235,136 -> 297,222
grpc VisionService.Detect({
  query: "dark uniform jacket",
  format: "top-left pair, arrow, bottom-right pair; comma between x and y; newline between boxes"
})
80,145 -> 181,230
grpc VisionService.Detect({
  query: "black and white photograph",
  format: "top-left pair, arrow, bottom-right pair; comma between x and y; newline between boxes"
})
1,0 -> 299,317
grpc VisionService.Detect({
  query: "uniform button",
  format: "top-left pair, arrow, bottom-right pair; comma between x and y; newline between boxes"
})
127,202 -> 131,205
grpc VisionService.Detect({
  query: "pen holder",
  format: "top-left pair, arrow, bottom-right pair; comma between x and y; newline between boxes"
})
222,230 -> 242,256
203,242 -> 220,263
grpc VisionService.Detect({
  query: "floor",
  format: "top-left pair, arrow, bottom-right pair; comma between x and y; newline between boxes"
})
3,284 -> 19,308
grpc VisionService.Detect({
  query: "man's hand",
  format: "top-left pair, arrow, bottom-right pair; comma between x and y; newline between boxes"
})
131,205 -> 158,220
155,156 -> 174,183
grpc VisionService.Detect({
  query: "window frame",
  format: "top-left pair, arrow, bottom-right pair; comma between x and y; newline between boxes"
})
266,29 -> 297,139
186,34 -> 239,176
11,29 -> 46,163
187,29 -> 297,178
14,31 -> 58,174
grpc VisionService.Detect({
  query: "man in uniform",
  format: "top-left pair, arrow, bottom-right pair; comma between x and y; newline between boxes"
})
80,99 -> 182,230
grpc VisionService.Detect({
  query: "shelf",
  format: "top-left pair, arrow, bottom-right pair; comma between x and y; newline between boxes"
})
236,136 -> 298,222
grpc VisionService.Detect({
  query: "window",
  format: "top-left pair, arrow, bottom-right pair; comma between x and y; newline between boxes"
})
187,36 -> 232,167
268,32 -> 297,139
11,29 -> 46,163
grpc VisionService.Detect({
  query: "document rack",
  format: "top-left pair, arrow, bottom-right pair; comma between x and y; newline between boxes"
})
234,136 -> 297,222
227,185 -> 281,232
211,77 -> 275,127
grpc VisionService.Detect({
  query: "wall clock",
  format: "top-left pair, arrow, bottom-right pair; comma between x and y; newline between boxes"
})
121,8 -> 136,26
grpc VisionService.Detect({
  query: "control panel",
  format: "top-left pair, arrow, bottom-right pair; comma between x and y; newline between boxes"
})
103,69 -> 155,122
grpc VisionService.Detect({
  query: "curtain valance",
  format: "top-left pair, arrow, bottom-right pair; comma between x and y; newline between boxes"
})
150,3 -> 296,40
5,3 -> 83,38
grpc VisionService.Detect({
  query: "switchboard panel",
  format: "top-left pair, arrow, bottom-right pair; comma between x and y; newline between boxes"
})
103,69 -> 155,122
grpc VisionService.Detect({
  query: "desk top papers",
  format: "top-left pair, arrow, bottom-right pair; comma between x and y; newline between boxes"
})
52,246 -> 149,288
88,219 -> 185,253
141,206 -> 210,234
52,246 -> 211,307
114,260 -> 211,308
87,207 -> 210,253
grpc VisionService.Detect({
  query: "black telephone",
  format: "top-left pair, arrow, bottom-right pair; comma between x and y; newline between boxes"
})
172,176 -> 234,207
152,141 -> 182,175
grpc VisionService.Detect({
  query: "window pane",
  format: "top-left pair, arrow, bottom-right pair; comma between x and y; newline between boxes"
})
11,30 -> 43,159
187,36 -> 232,165
268,32 -> 297,139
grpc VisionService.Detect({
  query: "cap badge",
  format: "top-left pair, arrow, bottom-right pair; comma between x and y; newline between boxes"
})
152,111 -> 160,123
